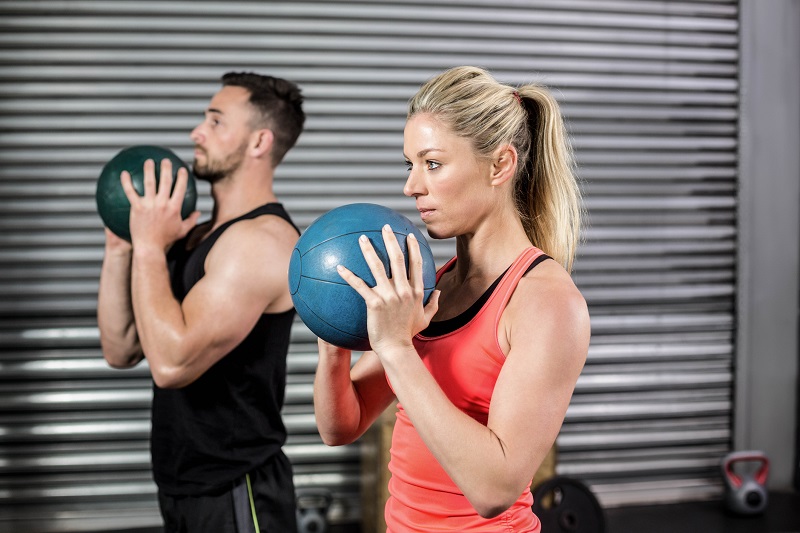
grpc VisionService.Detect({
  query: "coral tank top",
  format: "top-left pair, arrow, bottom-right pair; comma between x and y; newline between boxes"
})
385,247 -> 547,532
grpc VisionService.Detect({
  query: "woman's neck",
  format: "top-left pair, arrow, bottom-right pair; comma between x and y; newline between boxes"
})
452,212 -> 531,285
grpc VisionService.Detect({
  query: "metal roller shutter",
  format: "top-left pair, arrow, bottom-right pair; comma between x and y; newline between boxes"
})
0,0 -> 738,530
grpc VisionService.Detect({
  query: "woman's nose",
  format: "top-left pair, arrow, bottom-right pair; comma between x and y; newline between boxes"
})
403,169 -> 423,197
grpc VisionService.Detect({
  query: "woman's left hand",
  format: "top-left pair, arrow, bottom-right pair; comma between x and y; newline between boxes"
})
336,224 -> 439,356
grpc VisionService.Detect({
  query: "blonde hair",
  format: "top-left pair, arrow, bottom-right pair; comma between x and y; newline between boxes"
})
408,66 -> 582,271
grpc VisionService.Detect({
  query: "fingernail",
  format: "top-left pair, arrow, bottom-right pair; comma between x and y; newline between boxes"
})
359,235 -> 367,242
336,265 -> 344,271
408,233 -> 417,240
383,224 -> 391,231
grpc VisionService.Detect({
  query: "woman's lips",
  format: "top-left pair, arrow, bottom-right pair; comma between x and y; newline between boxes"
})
418,208 -> 434,221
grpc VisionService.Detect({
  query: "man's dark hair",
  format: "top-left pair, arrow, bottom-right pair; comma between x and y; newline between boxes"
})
221,72 -> 305,166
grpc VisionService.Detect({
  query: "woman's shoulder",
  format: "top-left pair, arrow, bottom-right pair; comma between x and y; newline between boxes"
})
498,258 -> 589,361
509,258 -> 588,330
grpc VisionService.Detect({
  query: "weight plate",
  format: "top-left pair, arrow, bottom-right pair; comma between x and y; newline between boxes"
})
532,476 -> 605,533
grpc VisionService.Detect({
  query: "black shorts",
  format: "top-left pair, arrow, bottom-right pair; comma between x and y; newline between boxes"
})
158,452 -> 297,533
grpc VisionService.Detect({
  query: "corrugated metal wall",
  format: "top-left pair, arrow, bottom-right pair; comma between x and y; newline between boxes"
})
0,0 -> 738,531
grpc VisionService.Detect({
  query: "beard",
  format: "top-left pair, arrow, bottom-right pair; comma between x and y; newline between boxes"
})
192,142 -> 247,183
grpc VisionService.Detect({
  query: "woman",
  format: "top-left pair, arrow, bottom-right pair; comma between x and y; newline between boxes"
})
314,66 -> 590,532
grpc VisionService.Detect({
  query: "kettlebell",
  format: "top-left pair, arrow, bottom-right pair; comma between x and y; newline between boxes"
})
721,450 -> 769,515
296,488 -> 332,533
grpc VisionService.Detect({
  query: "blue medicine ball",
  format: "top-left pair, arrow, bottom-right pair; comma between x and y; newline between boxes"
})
289,203 -> 437,351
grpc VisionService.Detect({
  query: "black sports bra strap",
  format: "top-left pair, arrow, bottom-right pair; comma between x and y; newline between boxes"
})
421,253 -> 551,337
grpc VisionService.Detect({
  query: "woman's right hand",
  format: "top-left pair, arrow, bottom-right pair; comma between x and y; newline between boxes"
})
335,226 -> 439,357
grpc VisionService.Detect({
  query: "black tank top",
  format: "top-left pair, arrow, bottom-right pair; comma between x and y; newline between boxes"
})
152,203 -> 299,496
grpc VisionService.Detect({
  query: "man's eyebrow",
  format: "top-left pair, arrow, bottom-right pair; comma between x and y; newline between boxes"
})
206,107 -> 223,115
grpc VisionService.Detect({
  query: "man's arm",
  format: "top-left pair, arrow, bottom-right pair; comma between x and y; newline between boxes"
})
97,228 -> 144,368
120,158 -> 296,388
131,217 -> 297,388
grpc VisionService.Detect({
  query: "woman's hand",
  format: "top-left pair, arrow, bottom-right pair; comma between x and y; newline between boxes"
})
336,224 -> 439,356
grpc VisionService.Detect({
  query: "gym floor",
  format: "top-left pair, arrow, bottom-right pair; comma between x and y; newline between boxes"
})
118,491 -> 800,532
603,490 -> 800,533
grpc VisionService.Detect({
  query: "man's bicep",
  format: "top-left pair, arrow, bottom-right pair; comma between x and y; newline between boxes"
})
177,245 -> 277,375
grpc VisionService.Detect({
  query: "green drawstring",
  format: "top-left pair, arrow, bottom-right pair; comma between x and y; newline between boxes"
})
246,473 -> 261,532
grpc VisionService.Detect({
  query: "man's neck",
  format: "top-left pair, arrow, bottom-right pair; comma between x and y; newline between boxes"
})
207,170 -> 277,230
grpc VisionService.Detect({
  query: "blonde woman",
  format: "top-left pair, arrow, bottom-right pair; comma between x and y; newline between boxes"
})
314,66 -> 590,532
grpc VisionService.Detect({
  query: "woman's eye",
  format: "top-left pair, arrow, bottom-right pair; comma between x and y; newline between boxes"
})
404,160 -> 412,171
427,161 -> 441,170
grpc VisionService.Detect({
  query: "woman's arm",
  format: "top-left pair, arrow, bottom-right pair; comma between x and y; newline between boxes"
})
382,264 -> 589,517
339,227 -> 589,518
313,342 -> 396,446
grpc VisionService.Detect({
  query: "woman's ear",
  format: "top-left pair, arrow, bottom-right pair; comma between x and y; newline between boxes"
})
250,128 -> 274,159
490,144 -> 518,187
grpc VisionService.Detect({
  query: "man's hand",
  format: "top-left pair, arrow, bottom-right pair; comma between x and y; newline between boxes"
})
121,158 -> 200,252
104,227 -> 133,255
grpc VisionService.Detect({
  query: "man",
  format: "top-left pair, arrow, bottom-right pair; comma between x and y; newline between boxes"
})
97,72 -> 305,532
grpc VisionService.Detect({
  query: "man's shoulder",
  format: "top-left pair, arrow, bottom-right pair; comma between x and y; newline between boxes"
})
230,213 -> 299,246
206,213 -> 298,271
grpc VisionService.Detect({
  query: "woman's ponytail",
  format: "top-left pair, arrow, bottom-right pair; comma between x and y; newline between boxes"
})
516,86 -> 582,271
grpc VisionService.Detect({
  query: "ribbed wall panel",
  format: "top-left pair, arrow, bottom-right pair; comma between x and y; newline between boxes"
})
0,1 -> 738,530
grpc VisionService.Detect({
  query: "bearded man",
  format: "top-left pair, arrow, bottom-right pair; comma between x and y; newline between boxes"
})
97,72 -> 305,532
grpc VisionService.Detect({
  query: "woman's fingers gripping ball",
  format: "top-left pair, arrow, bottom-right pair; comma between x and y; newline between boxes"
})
336,225 -> 439,353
